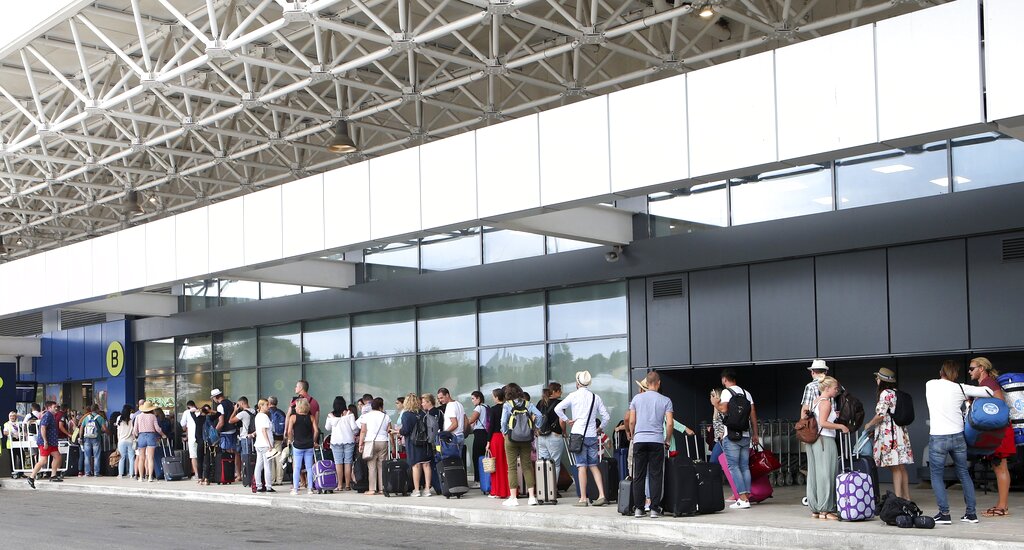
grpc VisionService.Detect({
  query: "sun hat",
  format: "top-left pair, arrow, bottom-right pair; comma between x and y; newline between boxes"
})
808,359 -> 829,372
874,367 -> 896,383
210,388 -> 223,398
576,370 -> 592,387
138,401 -> 158,413
635,378 -> 649,392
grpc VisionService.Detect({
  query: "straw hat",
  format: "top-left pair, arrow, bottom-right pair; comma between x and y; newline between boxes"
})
138,401 -> 158,413
874,367 -> 896,383
808,359 -> 829,372
635,378 -> 649,392
576,370 -> 592,387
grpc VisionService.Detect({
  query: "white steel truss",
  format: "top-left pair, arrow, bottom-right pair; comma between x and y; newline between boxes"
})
0,0 -> 942,259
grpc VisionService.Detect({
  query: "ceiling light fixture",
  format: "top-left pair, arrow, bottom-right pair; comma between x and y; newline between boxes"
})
327,120 -> 358,154
699,3 -> 715,18
15,236 -> 23,246
871,164 -> 914,174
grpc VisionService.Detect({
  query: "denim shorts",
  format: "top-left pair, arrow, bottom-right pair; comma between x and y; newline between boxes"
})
136,432 -> 158,449
239,436 -> 253,456
219,433 -> 238,452
331,442 -> 355,464
574,437 -> 600,467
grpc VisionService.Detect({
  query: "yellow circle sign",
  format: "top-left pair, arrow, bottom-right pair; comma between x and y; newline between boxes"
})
0,376 -> 4,390
106,341 -> 125,377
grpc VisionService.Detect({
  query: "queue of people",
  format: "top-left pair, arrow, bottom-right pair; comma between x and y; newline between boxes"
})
7,358 -> 1017,529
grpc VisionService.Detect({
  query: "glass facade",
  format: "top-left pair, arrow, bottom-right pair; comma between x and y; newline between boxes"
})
137,282 -> 629,429
649,133 -> 1024,234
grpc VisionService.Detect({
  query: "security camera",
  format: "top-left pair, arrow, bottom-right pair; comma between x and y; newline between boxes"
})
605,245 -> 624,263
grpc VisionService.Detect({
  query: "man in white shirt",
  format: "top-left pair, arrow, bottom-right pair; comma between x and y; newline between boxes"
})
712,368 -> 760,509
437,388 -> 467,454
179,401 -> 203,480
925,360 -> 993,525
555,370 -> 611,507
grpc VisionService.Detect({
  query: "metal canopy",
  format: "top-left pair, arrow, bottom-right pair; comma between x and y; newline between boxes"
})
0,0 -> 940,260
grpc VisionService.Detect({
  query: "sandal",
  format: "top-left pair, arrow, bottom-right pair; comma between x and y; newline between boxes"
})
822,513 -> 840,520
811,513 -> 820,519
982,507 -> 1008,517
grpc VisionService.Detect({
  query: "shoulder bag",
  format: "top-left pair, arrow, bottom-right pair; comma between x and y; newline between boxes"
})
567,395 -> 595,454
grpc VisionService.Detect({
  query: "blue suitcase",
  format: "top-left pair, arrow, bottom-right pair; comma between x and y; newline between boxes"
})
478,456 -> 491,495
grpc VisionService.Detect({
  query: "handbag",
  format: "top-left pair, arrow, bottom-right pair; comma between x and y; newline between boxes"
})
482,449 -> 496,474
749,443 -> 782,479
568,395 -> 596,454
794,410 -> 821,444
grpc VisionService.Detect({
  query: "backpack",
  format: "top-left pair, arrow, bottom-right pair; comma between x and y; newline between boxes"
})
242,410 -> 256,436
878,491 -> 922,526
890,389 -> 915,427
508,400 -> 534,442
270,408 -> 286,437
835,388 -> 865,431
424,410 -> 441,446
722,388 -> 752,441
82,415 -> 101,439
537,400 -> 561,436
203,416 -> 220,445
412,412 -> 430,446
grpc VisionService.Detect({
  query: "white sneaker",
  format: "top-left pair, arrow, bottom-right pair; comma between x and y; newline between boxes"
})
502,497 -> 520,507
528,497 -> 538,506
729,500 -> 751,509
412,490 -> 422,497
290,489 -> 299,495
422,489 -> 431,497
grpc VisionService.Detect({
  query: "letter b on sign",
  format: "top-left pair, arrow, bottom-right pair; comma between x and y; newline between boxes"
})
106,341 -> 125,377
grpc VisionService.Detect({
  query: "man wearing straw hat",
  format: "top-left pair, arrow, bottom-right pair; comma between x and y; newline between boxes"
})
555,370 -> 611,507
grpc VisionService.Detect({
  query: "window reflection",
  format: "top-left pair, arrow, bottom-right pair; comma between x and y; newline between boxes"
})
140,339 -> 174,375
215,369 -> 259,404
479,293 -> 545,346
731,164 -> 833,225
142,376 -> 175,413
483,227 -> 545,264
177,336 -> 212,374
258,323 -> 301,365
649,181 -> 728,236
364,241 -> 419,282
219,280 -> 259,306
836,143 -> 948,209
175,372 -> 212,412
548,338 -> 629,423
303,318 -> 350,362
259,365 -> 301,400
951,133 -> 1024,192
304,361 -> 351,428
418,302 -> 476,352
353,356 -> 415,417
421,229 -> 481,272
420,351 -> 477,403
546,237 -> 600,254
548,283 -> 628,340
215,329 -> 256,370
479,345 -> 546,401
352,309 -> 415,357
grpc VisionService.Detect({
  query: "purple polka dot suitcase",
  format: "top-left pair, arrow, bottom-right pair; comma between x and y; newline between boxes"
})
836,432 -> 875,521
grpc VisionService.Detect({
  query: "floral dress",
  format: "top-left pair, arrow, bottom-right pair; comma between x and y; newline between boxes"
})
872,389 -> 914,467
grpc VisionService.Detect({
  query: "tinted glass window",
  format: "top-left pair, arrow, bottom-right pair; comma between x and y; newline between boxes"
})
731,164 -> 833,225
215,329 -> 256,370
420,351 -> 477,403
483,228 -> 545,264
479,293 -> 544,346
479,345 -> 546,401
421,230 -> 481,272
303,317 -> 350,361
352,309 -> 415,357
258,324 -> 301,365
548,283 -> 628,340
951,133 -> 1024,192
418,302 -> 476,352
836,143 -> 948,209
548,338 -> 628,423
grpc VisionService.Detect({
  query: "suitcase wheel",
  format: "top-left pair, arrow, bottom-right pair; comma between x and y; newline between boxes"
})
445,496 -> 451,499
384,492 -> 391,497
551,500 -> 557,505
456,495 -> 463,499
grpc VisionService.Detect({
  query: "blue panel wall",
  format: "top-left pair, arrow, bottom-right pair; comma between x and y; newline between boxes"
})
68,327 -> 86,380
51,334 -> 68,382
84,324 -> 103,380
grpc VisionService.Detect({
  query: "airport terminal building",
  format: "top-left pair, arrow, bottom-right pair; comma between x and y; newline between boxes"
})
0,0 -> 1022,483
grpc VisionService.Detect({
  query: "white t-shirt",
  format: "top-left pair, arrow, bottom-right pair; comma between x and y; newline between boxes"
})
179,409 -> 198,443
719,385 -> 755,438
237,409 -> 255,438
357,410 -> 390,442
254,412 -> 273,450
444,400 -> 466,436
326,413 -> 359,444
925,379 -> 993,436
472,404 -> 487,431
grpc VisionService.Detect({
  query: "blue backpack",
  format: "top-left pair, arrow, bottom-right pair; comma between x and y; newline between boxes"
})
203,416 -> 220,445
270,408 -> 286,437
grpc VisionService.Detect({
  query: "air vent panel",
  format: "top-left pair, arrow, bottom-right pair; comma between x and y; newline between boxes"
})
1004,237 -> 1024,262
651,278 -> 684,299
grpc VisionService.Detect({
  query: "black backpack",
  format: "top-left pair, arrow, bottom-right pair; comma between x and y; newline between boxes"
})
890,389 -> 915,427
537,399 -> 561,436
878,490 -> 922,525
723,388 -> 751,441
835,388 -> 865,431
412,412 -> 430,446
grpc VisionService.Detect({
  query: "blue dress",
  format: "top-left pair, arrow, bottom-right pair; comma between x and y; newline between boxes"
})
400,411 -> 431,465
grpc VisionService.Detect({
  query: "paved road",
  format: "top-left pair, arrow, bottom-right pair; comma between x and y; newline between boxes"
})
2,491 -> 694,550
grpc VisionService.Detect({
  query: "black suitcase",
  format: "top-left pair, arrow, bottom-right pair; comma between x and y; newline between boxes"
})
438,456 -> 469,498
240,452 -> 256,487
662,454 -> 698,517
63,443 -> 80,477
160,439 -> 187,481
852,455 -> 880,504
681,434 -> 725,515
618,477 -> 635,515
352,454 -> 369,493
575,457 -> 618,502
383,459 -> 412,496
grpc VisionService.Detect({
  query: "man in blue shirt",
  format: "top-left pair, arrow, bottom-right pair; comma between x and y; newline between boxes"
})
27,401 -> 63,488
627,371 -> 674,518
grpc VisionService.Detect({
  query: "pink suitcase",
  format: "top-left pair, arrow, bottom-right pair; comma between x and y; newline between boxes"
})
718,452 -> 773,503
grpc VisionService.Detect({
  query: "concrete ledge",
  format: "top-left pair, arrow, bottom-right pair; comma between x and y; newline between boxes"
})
2,479 -> 1021,550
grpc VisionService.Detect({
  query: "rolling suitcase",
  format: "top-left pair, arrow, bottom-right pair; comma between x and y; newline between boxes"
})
311,445 -> 338,494
566,438 -> 618,502
438,456 -> 469,498
240,451 -> 256,488
662,454 -> 698,517
382,443 -> 411,497
618,477 -> 635,515
64,443 -> 80,477
478,456 -> 492,495
718,452 -> 773,503
215,451 -> 235,485
534,458 -> 558,504
687,436 -> 725,515
352,454 -> 369,493
837,432 -> 875,521
161,439 -> 187,481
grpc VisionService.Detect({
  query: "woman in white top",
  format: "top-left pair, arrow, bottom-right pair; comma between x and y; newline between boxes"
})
357,397 -> 391,495
253,399 -> 275,493
806,377 -> 849,520
115,404 -> 135,478
325,396 -> 359,491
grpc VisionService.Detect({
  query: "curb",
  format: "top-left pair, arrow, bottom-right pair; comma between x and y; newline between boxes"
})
2,480 -> 1021,550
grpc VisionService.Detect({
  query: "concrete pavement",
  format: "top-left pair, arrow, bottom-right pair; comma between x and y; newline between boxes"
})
2,476 -> 1022,550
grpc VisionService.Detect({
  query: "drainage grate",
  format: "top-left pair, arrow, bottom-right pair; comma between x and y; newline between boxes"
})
651,278 -> 684,299
1003,237 -> 1024,262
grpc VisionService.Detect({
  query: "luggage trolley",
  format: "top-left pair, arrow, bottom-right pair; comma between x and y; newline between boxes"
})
9,420 -> 69,478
